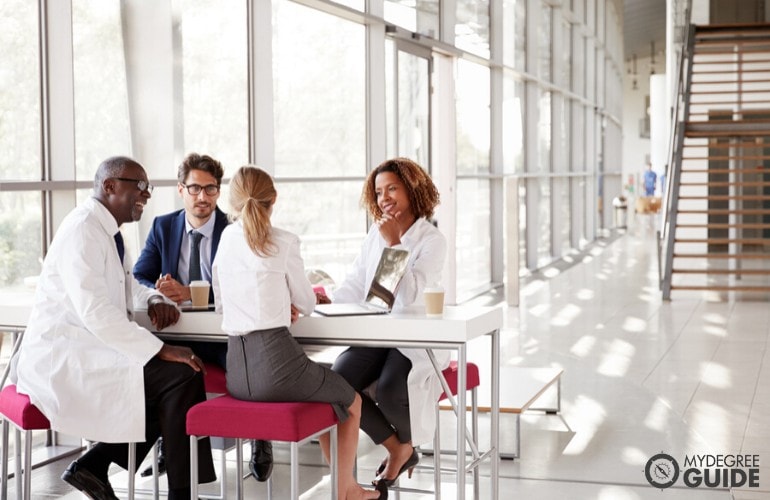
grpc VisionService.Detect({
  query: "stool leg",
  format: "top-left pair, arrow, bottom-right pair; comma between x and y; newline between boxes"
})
152,442 -> 159,500
127,443 -> 136,500
190,436 -> 199,499
434,406 -> 441,500
290,442 -> 299,500
330,426 -> 338,500
235,438 -> 243,500
472,387 -> 479,500
14,429 -> 21,500
22,430 -> 32,500
1,420 -> 8,500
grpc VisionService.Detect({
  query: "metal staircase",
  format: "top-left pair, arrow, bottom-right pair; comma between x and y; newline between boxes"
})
660,23 -> 770,299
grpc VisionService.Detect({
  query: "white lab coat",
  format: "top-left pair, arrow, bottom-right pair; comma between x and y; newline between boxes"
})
11,198 -> 164,443
333,218 -> 449,445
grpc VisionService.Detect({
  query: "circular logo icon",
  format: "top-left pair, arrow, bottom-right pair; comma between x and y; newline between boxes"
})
645,453 -> 680,489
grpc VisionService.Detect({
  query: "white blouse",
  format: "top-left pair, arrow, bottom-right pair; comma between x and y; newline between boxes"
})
332,217 -> 450,445
212,222 -> 316,335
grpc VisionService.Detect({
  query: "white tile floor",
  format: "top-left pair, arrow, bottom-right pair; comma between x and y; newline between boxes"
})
6,222 -> 769,499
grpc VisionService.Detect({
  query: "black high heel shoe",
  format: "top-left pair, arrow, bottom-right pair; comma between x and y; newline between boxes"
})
372,448 -> 420,488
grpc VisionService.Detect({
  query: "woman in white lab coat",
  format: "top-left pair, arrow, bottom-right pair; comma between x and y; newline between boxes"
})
329,158 -> 448,497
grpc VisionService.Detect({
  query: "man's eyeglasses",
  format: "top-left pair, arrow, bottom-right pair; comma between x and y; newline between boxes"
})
181,183 -> 220,196
113,177 -> 154,194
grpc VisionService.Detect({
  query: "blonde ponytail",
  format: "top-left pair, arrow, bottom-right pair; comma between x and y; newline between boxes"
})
229,166 -> 278,257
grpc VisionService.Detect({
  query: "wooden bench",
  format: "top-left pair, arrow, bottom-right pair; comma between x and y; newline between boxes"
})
439,367 -> 564,459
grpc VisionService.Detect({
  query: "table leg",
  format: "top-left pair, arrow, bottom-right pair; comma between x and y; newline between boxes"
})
457,345 -> 466,500
491,328 -> 500,500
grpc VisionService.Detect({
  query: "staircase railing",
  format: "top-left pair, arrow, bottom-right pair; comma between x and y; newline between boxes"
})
659,11 -> 695,300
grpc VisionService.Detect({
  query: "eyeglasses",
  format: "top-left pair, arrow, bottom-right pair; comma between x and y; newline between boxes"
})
181,183 -> 220,196
113,177 -> 154,194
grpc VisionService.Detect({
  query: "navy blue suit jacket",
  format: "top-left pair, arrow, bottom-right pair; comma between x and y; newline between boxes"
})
133,207 -> 229,303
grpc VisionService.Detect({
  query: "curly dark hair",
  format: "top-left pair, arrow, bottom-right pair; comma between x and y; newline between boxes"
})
361,157 -> 440,220
177,153 -> 224,185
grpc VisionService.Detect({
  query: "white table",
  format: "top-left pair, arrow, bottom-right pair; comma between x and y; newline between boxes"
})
134,306 -> 503,500
0,300 -> 502,499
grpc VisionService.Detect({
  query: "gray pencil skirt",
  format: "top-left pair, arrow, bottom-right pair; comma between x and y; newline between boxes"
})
226,326 -> 356,423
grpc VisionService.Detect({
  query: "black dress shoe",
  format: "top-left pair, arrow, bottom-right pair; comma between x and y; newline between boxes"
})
249,440 -> 273,482
140,439 -> 166,477
61,460 -> 119,500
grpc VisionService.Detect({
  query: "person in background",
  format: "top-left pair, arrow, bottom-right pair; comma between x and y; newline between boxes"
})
11,156 -> 215,500
326,157 -> 448,498
643,163 -> 657,196
212,166 -> 379,500
133,153 -> 272,481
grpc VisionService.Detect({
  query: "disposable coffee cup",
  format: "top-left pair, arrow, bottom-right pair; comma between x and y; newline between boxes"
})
189,280 -> 210,308
424,286 -> 445,317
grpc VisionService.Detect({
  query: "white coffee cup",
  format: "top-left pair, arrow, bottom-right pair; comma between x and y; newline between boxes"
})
424,286 -> 445,317
189,280 -> 210,308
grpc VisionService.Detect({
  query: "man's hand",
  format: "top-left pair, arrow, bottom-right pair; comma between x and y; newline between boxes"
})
156,344 -> 206,373
148,296 -> 180,330
155,274 -> 192,304
290,304 -> 300,324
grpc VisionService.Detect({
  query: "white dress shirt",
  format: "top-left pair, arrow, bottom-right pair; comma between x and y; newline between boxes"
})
12,197 -> 164,443
332,217 -> 450,445
178,215 -> 216,284
212,222 -> 316,335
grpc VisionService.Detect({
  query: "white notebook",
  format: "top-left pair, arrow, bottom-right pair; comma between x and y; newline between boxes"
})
315,247 -> 410,317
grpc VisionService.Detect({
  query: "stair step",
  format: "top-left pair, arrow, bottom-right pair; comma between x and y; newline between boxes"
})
691,79 -> 770,86
682,155 -> 770,161
675,238 -> 770,244
678,209 -> 770,214
683,141 -> 769,149
673,268 -> 770,275
679,195 -> 770,201
679,182 -> 770,187
685,129 -> 770,138
690,99 -> 770,105
677,223 -> 770,229
693,67 -> 770,75
670,285 -> 770,291
694,46 -> 770,56
681,168 -> 767,174
674,253 -> 770,259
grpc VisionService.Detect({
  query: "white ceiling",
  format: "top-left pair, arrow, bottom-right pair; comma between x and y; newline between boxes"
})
623,0 -> 668,59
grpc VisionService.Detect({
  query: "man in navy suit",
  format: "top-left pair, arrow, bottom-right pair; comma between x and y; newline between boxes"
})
134,153 -> 273,482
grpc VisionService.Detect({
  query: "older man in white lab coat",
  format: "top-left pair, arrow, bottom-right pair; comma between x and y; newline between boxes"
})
11,156 -> 215,500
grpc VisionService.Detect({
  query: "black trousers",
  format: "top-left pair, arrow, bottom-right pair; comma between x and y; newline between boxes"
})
332,347 -> 412,444
86,357 -> 216,490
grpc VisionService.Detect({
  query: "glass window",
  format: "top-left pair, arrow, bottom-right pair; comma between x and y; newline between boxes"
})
536,178 -> 552,266
386,46 -> 431,168
514,0 -> 526,71
455,0 -> 490,58
538,91 -> 551,173
384,0 -> 439,38
538,5 -> 552,82
273,1 -> 366,178
456,60 -> 490,174
271,181 -> 364,286
72,0 -> 131,180
502,74 -> 525,174
456,179 -> 491,299
0,1 -> 40,181
181,0 -> 248,170
0,192 -> 42,288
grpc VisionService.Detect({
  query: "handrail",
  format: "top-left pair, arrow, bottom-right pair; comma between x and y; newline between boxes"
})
659,3 -> 695,299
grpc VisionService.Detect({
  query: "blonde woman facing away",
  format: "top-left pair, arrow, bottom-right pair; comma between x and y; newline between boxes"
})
211,166 -> 379,500
327,157 -> 448,499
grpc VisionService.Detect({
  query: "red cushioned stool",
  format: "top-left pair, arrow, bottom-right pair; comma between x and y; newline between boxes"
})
187,395 -> 339,500
203,363 -> 228,394
0,385 -> 50,500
